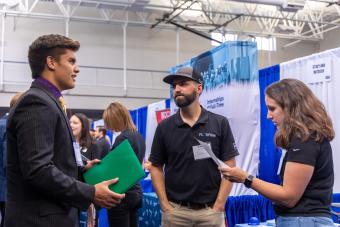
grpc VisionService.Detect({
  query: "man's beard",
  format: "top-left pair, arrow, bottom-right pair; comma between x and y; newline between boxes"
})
174,90 -> 197,108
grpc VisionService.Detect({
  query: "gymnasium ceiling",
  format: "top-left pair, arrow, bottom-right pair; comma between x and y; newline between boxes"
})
2,0 -> 340,47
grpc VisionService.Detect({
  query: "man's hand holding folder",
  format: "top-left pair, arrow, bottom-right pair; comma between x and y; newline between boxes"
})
93,178 -> 125,209
83,158 -> 125,208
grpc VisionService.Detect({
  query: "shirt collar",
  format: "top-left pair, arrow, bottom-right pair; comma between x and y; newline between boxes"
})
174,106 -> 209,127
35,77 -> 62,99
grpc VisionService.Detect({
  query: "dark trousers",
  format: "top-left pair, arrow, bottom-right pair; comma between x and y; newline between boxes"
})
0,201 -> 5,227
107,191 -> 142,227
107,207 -> 139,227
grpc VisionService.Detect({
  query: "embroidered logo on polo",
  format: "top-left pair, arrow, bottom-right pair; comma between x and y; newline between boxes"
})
198,132 -> 216,138
233,142 -> 238,151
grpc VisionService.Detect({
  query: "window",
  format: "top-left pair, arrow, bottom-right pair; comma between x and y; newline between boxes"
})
211,32 -> 237,46
255,36 -> 276,51
211,32 -> 277,51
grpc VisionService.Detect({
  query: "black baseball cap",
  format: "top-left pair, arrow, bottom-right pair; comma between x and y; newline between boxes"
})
163,66 -> 203,85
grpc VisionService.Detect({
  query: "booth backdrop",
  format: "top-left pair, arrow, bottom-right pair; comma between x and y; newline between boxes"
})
96,44 -> 340,227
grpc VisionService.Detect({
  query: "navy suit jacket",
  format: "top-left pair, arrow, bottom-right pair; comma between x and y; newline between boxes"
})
5,81 -> 95,227
0,114 -> 7,202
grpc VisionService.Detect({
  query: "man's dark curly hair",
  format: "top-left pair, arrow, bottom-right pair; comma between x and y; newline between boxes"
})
28,34 -> 80,79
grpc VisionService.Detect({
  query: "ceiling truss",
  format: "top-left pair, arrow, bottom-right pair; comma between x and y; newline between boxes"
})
1,0 -> 340,47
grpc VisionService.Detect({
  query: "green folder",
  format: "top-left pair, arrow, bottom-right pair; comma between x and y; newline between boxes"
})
83,139 -> 145,194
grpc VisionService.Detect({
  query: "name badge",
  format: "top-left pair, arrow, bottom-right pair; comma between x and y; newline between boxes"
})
73,142 -> 84,167
193,144 -> 211,160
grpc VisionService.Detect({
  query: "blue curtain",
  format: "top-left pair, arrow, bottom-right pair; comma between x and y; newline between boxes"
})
165,98 -> 171,109
139,193 -> 162,227
129,107 -> 148,140
130,106 -> 148,140
332,193 -> 340,223
136,106 -> 148,140
130,110 -> 137,125
258,65 -> 281,184
99,208 -> 109,227
225,195 -> 275,227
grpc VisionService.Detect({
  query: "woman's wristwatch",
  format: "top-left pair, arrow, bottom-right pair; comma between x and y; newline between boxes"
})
244,174 -> 254,188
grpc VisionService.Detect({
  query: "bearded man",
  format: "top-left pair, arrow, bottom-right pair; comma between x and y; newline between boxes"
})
149,66 -> 239,227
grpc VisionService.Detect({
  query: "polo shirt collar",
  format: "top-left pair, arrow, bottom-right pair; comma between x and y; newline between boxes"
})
174,106 -> 209,127
35,77 -> 62,99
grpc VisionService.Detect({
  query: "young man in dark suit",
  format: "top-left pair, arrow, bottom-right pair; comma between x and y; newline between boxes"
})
5,34 -> 125,227
95,126 -> 111,158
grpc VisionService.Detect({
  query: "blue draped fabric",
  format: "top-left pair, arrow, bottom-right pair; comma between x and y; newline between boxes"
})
258,65 -> 281,184
79,211 -> 88,227
130,110 -> 137,125
99,208 -> 109,227
129,106 -> 148,140
225,195 -> 275,227
332,193 -> 340,223
137,106 -> 148,140
140,179 -> 153,193
165,98 -> 171,109
106,130 -> 113,144
139,193 -> 162,227
333,193 -> 340,202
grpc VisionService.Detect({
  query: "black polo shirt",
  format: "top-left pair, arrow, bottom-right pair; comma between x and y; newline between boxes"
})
149,107 -> 239,204
274,136 -> 334,217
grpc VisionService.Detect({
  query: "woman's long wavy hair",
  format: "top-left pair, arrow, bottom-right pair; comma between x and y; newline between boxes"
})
265,79 -> 334,149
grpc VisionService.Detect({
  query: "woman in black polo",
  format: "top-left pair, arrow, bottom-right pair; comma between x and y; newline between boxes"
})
220,79 -> 335,227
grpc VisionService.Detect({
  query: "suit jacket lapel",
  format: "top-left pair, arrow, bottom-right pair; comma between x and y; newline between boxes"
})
31,81 -> 75,142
